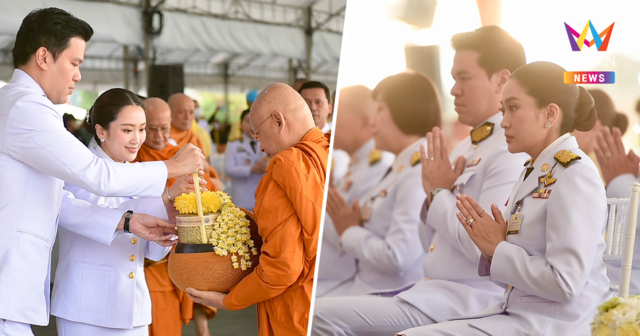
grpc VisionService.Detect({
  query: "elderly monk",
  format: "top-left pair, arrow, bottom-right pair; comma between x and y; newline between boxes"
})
169,93 -> 223,190
135,97 -> 217,336
186,83 -> 329,336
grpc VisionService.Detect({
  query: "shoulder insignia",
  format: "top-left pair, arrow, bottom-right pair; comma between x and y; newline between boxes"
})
524,158 -> 531,167
470,122 -> 494,146
369,149 -> 382,165
554,150 -> 581,167
410,151 -> 421,167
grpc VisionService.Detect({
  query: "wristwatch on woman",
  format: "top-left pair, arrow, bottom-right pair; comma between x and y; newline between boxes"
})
124,210 -> 134,233
430,187 -> 444,201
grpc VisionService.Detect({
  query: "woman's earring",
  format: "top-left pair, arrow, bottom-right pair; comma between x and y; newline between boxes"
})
545,123 -> 551,129
100,138 -> 105,143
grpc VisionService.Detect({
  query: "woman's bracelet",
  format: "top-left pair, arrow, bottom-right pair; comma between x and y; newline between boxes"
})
482,252 -> 493,262
165,188 -> 172,203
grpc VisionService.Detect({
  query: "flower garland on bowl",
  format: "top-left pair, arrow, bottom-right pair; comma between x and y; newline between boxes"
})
592,295 -> 640,336
174,190 -> 258,270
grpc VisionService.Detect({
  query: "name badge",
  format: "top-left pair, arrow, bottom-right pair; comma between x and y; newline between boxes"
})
361,204 -> 372,222
507,213 -> 523,235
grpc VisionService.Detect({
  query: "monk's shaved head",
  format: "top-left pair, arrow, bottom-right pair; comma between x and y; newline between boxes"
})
250,83 -> 316,157
333,85 -> 375,154
145,97 -> 172,151
168,93 -> 195,131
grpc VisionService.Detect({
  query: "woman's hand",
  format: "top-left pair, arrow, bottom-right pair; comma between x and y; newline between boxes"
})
455,194 -> 507,259
186,288 -> 228,310
164,171 -> 207,204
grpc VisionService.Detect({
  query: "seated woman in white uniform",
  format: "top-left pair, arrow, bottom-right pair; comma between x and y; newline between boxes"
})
324,72 -> 442,295
224,109 -> 268,210
399,62 -> 610,335
51,89 -> 206,336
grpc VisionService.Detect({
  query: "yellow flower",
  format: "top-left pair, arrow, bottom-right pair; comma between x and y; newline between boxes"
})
174,191 -> 226,215
618,325 -> 640,336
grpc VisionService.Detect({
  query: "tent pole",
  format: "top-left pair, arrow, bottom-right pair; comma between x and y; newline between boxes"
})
304,6 -> 313,80
123,45 -> 130,90
223,62 -> 230,123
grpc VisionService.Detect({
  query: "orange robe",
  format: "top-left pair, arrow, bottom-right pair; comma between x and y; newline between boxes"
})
170,126 -> 220,181
134,142 -> 218,336
223,128 -> 329,336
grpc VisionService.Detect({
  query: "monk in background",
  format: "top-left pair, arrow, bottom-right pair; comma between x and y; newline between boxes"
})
169,93 -> 224,191
135,97 -> 217,336
186,83 -> 329,336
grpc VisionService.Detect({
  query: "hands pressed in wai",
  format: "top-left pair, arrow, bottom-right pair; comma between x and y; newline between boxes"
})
326,186 -> 362,236
594,126 -> 640,186
420,127 -> 466,201
455,194 -> 506,259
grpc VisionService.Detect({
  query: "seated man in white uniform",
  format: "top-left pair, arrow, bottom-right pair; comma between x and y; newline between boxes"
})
311,26 -> 528,336
0,8 -> 203,336
316,85 -> 394,298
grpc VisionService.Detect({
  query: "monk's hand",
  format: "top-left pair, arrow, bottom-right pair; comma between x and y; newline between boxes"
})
186,288 -> 228,310
326,187 -> 362,236
120,213 -> 178,247
455,194 -> 506,259
166,172 -> 207,204
421,127 -> 466,201
594,127 -> 640,185
166,144 -> 205,178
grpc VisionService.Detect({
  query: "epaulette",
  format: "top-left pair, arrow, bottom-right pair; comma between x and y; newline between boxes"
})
554,150 -> 581,167
470,122 -> 494,148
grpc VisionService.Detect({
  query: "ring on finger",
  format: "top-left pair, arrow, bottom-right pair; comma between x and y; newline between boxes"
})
466,218 -> 474,226
428,157 -> 435,161
477,209 -> 485,216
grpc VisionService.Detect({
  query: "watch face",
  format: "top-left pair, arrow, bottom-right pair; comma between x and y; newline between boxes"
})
125,212 -> 132,218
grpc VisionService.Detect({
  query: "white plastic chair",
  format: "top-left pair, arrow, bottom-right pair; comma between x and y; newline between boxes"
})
603,182 -> 640,298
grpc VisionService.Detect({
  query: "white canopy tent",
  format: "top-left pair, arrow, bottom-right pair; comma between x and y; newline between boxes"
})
0,0 -> 344,93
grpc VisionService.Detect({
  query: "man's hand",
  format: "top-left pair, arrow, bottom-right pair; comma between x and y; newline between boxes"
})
165,144 -> 205,178
594,127 -> 640,185
421,127 -> 466,199
186,288 -> 228,310
326,187 -> 362,236
118,213 -> 178,247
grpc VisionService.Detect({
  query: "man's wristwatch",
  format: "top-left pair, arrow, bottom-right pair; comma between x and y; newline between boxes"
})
430,187 -> 444,201
124,210 -> 134,233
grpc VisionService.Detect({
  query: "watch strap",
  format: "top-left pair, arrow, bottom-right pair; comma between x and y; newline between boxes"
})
124,210 -> 133,233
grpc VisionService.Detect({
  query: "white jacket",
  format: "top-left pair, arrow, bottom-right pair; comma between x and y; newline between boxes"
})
0,69 -> 167,326
224,134 -> 267,210
51,140 -> 171,329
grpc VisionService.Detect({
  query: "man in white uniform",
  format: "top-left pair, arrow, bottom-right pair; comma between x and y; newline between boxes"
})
0,8 -> 203,336
311,26 -> 528,336
316,85 -> 394,298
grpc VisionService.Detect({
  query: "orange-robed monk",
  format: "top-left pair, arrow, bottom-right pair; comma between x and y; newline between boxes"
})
186,83 -> 329,336
168,93 -> 223,190
134,97 -> 217,336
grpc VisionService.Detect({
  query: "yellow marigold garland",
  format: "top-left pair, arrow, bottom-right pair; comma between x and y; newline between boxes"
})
174,190 -> 258,270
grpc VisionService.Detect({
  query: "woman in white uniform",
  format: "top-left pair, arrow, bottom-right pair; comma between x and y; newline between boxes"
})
224,109 -> 268,210
400,62 -> 610,335
324,72 -> 442,295
52,89 -> 205,336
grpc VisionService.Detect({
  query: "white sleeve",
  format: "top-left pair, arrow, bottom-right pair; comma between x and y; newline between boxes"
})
490,164 -> 606,303
6,97 -> 167,197
606,174 -> 638,198
341,170 -> 427,274
58,190 -> 122,246
225,143 -> 252,178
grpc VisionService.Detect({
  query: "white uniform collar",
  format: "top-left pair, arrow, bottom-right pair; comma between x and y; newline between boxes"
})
473,112 -> 503,129
351,139 -> 375,166
321,122 -> 332,133
10,68 -> 47,98
88,138 -> 118,162
392,138 -> 426,171
528,133 -> 572,168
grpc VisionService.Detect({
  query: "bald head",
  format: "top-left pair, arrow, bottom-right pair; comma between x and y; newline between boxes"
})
144,97 -> 172,151
168,93 -> 195,131
334,85 -> 375,154
249,83 -> 316,158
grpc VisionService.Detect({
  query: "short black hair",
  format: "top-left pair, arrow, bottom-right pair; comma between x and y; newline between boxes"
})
12,7 -> 93,68
299,81 -> 332,104
451,25 -> 525,77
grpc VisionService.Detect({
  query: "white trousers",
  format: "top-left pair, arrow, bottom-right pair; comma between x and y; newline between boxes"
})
0,320 -> 33,336
397,320 -> 490,336
57,317 -> 148,336
311,295 -> 435,336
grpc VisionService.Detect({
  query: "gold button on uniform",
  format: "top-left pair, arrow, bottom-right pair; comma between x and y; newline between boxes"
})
129,272 -> 135,279
425,277 -> 430,281
429,245 -> 435,252
131,238 -> 137,244
129,255 -> 136,261
508,285 -> 513,290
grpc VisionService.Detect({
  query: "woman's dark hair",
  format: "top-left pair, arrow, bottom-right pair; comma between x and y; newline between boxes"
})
372,72 -> 442,136
588,89 -> 628,135
510,61 -> 597,134
13,8 -> 93,68
84,88 -> 145,143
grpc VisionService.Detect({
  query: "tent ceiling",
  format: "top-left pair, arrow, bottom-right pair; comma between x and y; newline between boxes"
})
0,0 -> 344,90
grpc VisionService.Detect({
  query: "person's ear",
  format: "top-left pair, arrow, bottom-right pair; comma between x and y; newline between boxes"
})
34,47 -> 49,71
493,69 -> 511,94
273,111 -> 285,134
95,124 -> 107,142
545,103 -> 561,129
